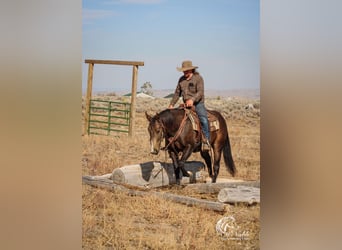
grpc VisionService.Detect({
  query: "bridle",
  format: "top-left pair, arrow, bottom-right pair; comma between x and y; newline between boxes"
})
157,109 -> 188,151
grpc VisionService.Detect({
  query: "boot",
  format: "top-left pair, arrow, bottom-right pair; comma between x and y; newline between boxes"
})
202,139 -> 211,151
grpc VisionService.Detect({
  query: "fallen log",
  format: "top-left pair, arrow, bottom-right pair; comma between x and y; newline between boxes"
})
82,177 -> 226,212
157,192 -> 225,212
83,173 -> 112,180
111,161 -> 205,187
183,180 -> 260,194
217,186 -> 260,204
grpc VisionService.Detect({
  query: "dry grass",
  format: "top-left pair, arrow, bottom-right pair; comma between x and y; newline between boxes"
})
82,96 -> 260,249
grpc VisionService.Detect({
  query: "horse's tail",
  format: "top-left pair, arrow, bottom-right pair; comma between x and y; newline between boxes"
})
223,134 -> 236,176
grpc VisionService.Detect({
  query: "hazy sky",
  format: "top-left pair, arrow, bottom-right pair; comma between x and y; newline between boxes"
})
82,0 -> 259,92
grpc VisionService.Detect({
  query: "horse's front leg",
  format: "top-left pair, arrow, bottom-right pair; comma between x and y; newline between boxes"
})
178,144 -> 194,178
168,150 -> 181,184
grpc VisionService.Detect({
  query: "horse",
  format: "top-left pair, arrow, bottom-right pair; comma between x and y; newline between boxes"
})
145,107 -> 236,183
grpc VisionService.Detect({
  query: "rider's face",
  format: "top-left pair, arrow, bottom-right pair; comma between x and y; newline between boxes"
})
183,70 -> 192,78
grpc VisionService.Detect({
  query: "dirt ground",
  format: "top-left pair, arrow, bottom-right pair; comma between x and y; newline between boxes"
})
82,95 -> 260,249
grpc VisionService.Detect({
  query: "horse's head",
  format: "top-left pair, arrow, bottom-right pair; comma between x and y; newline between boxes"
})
145,111 -> 164,155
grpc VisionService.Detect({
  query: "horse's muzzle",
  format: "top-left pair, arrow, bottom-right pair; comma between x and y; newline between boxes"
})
150,149 -> 159,155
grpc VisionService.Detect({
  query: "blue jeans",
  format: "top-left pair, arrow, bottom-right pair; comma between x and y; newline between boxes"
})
195,102 -> 210,141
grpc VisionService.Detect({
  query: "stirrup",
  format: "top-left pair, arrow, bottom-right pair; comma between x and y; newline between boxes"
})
201,140 -> 211,151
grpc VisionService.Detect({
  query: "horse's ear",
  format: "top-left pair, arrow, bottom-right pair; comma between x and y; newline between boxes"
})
145,111 -> 152,121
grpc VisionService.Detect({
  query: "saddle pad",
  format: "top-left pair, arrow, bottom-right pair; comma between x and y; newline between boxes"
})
209,120 -> 219,131
187,110 -> 219,132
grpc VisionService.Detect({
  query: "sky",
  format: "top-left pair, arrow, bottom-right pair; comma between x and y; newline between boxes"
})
82,0 -> 259,93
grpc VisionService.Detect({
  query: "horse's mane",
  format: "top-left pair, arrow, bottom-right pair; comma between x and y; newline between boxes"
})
158,108 -> 184,127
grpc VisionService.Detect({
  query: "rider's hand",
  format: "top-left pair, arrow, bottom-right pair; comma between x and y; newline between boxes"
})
185,99 -> 194,107
168,104 -> 174,109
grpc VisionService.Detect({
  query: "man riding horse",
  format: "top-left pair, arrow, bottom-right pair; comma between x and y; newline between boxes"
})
168,60 -> 211,151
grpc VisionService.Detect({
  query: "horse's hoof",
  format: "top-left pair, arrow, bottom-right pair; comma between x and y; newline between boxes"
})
183,171 -> 191,177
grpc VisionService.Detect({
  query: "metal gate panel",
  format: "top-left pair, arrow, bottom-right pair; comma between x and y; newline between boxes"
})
88,99 -> 131,135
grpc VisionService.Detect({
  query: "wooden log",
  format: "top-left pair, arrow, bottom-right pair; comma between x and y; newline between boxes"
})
157,192 -> 226,212
83,173 -> 112,180
82,177 -> 130,192
217,186 -> 260,204
84,59 -> 144,66
82,177 -> 226,212
111,161 -> 205,188
183,181 -> 260,194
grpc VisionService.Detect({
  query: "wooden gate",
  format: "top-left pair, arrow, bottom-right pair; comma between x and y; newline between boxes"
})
84,59 -> 144,137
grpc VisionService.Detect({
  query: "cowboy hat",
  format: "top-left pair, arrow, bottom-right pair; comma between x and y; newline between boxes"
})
176,60 -> 198,72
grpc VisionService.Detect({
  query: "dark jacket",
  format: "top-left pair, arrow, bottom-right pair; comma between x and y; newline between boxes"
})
169,73 -> 205,106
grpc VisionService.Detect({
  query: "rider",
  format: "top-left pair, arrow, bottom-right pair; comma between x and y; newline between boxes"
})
168,60 -> 211,151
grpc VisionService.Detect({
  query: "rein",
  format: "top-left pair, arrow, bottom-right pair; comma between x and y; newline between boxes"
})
162,109 -> 188,151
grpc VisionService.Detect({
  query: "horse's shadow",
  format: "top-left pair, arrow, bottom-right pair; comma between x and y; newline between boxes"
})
140,161 -> 205,185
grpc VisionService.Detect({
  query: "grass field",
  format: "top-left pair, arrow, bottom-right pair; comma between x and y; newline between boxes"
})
82,95 -> 260,249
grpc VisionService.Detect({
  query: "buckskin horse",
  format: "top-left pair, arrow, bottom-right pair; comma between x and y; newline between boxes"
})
145,107 -> 236,183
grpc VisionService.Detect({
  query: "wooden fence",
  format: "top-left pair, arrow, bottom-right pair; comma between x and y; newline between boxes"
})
84,59 -> 144,137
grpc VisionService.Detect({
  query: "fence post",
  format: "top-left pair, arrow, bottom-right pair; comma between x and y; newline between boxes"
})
84,63 -> 94,135
129,65 -> 138,137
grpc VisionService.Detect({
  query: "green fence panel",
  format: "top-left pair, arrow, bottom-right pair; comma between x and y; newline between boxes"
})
88,99 -> 131,135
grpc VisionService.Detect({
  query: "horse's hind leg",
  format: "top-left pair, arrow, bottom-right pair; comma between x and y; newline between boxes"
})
211,148 -> 223,183
200,150 -> 213,179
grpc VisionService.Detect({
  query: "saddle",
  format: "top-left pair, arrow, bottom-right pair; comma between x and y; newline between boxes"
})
179,105 -> 220,133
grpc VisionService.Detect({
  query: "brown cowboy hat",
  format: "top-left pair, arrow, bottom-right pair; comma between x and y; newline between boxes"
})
176,60 -> 198,72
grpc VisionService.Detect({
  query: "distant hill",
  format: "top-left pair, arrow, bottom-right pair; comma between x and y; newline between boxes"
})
123,92 -> 155,99
153,89 -> 260,99
93,88 -> 260,100
163,93 -> 174,98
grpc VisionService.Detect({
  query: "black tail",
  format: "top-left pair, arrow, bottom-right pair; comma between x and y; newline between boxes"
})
223,135 -> 236,176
